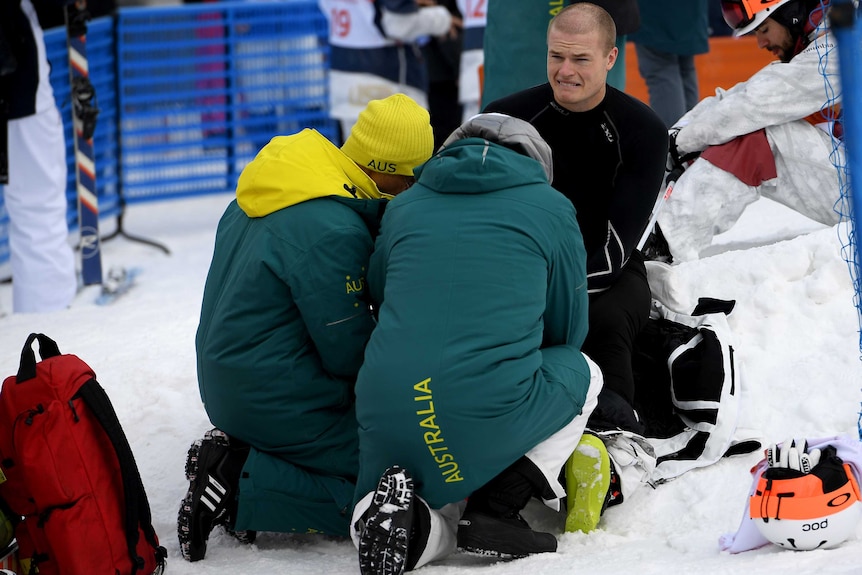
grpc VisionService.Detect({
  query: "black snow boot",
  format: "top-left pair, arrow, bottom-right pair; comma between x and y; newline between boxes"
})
457,457 -> 557,558
178,428 -> 252,561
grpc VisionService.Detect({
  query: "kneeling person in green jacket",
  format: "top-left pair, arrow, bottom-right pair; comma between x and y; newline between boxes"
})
351,113 -> 603,574
180,94 -> 435,562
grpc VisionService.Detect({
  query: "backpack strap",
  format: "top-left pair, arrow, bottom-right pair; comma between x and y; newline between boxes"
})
75,379 -> 167,574
16,333 -> 62,383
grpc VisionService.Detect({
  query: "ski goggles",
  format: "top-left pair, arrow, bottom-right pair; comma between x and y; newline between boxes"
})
720,0 -> 767,30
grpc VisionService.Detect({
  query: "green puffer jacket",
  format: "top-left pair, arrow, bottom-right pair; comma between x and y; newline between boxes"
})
196,128 -> 387,534
629,0 -> 709,56
355,136 -> 591,508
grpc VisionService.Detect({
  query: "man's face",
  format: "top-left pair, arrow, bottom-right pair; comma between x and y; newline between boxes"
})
754,17 -> 795,63
370,171 -> 415,197
547,26 -> 617,113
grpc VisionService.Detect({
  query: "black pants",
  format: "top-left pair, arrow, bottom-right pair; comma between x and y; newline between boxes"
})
583,251 -> 650,433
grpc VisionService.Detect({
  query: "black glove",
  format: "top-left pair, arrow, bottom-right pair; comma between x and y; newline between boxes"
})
666,129 -> 700,185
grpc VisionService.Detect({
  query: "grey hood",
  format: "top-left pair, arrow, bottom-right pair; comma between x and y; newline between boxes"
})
440,113 -> 554,184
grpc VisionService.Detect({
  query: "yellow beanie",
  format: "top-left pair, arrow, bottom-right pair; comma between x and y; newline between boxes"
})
341,94 -> 434,176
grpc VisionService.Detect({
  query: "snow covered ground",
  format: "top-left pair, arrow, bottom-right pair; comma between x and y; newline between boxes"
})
0,193 -> 860,575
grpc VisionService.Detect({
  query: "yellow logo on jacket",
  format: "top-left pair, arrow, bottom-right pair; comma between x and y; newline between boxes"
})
345,274 -> 365,294
414,377 -> 463,483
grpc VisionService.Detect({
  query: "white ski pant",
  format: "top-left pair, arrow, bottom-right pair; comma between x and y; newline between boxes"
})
526,353 -> 603,510
350,353 -> 603,570
657,121 -> 841,262
3,107 -> 77,313
458,47 -> 483,123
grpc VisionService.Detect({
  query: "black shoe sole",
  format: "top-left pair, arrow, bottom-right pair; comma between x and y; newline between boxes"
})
458,544 -> 525,560
458,544 -> 525,559
358,466 -> 414,575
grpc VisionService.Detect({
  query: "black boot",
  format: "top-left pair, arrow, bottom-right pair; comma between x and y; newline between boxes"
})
457,457 -> 557,558
178,429 -> 251,561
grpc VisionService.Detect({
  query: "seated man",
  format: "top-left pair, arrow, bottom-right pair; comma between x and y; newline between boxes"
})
484,2 -> 667,531
180,94 -> 435,561
350,113 -> 603,574
656,0 -> 841,262
481,0 -> 640,103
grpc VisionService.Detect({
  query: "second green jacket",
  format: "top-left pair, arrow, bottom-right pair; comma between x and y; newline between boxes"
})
355,136 -> 591,508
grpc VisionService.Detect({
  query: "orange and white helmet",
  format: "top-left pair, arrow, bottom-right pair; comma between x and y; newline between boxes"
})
720,0 -> 797,36
750,450 -> 862,550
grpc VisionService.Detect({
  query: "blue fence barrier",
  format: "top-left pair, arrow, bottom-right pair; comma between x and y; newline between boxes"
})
830,0 -> 862,439
116,1 -> 334,201
0,0 -> 334,268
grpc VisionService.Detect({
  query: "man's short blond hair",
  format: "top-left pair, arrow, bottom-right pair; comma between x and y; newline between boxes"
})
547,3 -> 617,54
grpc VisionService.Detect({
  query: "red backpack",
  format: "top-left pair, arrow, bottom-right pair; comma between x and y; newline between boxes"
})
0,333 -> 166,575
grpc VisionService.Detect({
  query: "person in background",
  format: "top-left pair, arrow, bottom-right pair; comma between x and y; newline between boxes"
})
484,2 -> 666,533
0,0 -> 77,313
654,0 -> 841,262
576,0 -> 639,90
318,0 -> 460,142
351,113 -> 601,573
481,0 -> 638,107
421,0 -> 463,149
629,0 -> 710,128
32,0 -> 113,28
455,0 -> 485,120
180,94 -> 435,562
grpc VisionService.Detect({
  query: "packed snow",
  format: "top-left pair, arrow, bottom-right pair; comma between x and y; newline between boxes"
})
0,192 -> 860,575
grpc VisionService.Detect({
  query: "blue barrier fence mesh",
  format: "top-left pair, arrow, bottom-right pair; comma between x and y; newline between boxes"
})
829,0 -> 862,439
0,0 -> 334,268
115,1 -> 334,201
